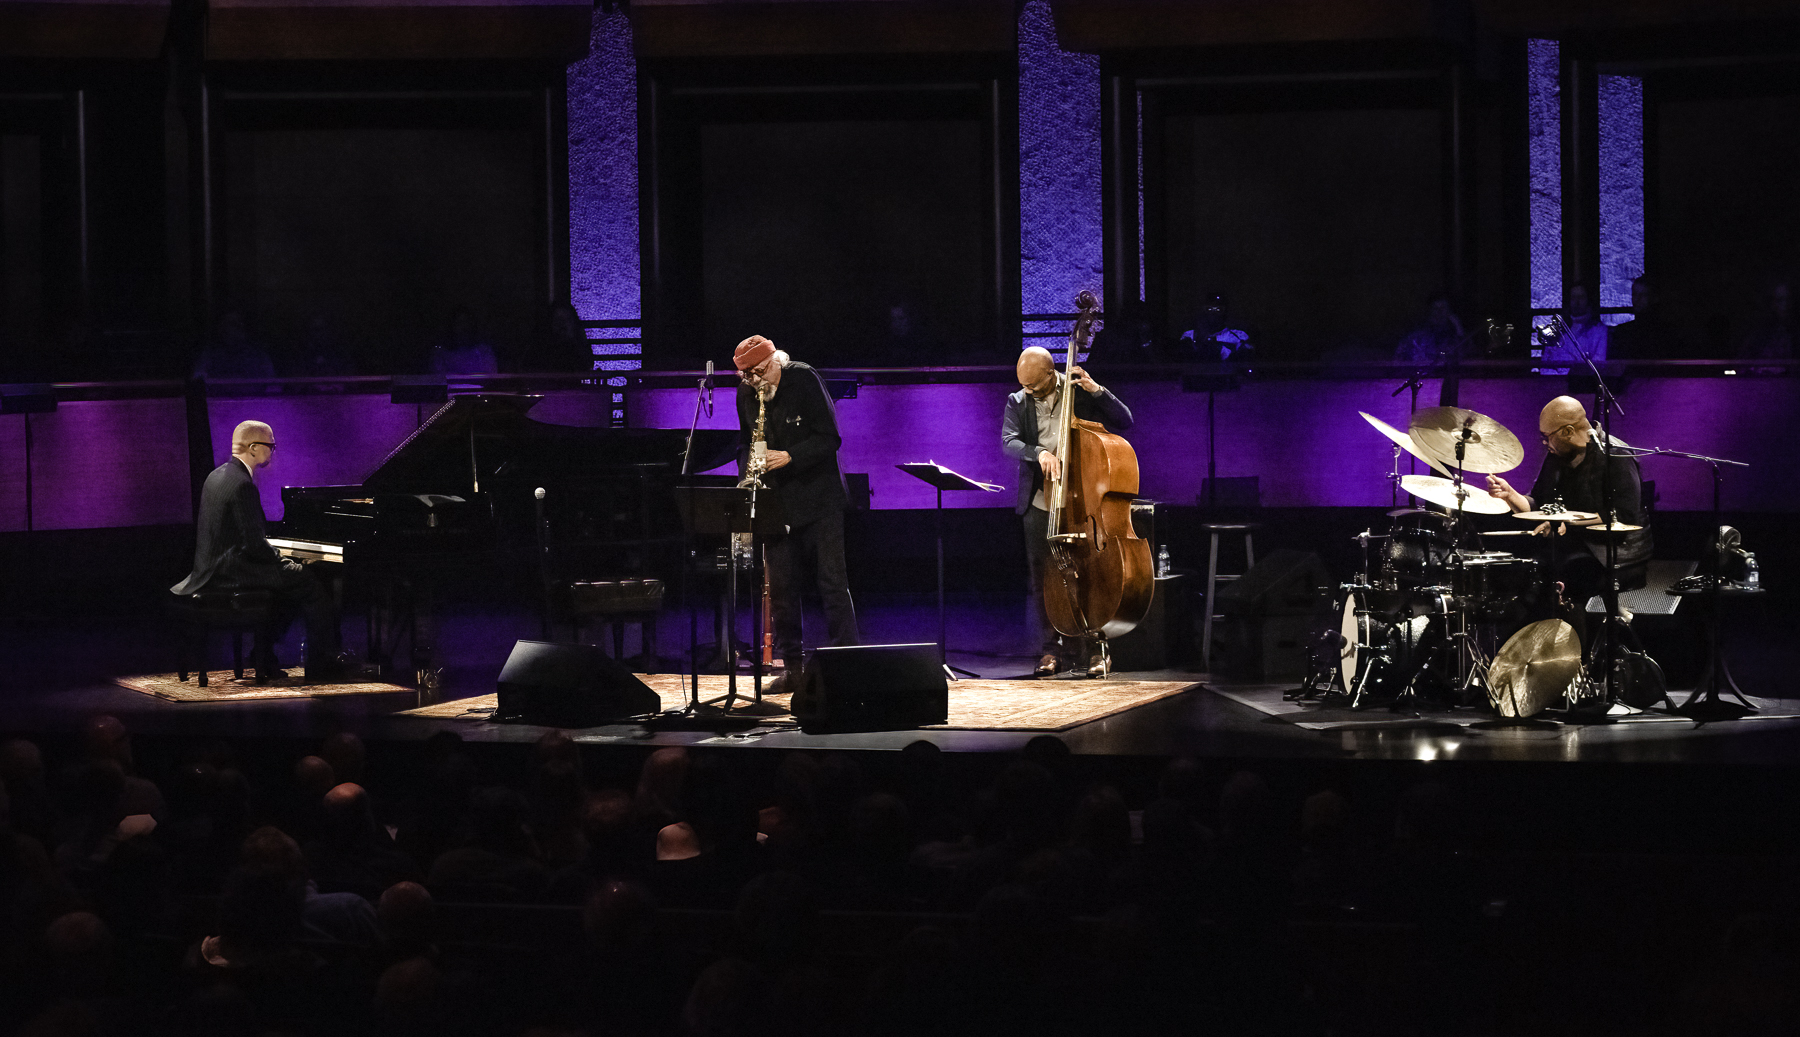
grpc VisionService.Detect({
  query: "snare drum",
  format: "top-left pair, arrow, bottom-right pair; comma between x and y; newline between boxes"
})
1448,552 -> 1538,616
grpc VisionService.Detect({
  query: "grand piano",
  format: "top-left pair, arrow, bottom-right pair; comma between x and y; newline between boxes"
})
269,393 -> 738,678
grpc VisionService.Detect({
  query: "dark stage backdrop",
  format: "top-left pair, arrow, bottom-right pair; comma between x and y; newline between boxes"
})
1654,83 -> 1800,357
1162,106 -> 1443,359
700,119 -> 985,367
221,127 -> 539,373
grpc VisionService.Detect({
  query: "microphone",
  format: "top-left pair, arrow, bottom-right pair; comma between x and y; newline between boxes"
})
702,360 -> 715,417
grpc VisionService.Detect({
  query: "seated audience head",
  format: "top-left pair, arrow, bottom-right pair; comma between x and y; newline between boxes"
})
293,755 -> 336,799
1301,789 -> 1352,851
375,956 -> 444,1032
377,881 -> 437,945
583,878 -> 657,952
321,782 -> 379,848
1069,785 -> 1130,862
44,911 -> 113,995
635,747 -> 690,822
239,825 -> 308,884
81,715 -> 133,769
735,871 -> 817,967
1219,769 -> 1275,849
680,957 -> 765,1037
469,786 -> 535,856
320,732 -> 366,786
0,737 -> 44,787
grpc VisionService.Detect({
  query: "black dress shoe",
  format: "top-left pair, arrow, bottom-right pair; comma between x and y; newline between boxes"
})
252,659 -> 288,684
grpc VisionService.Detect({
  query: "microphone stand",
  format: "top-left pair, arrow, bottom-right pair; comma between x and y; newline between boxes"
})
679,364 -> 712,713
1391,372 -> 1426,499
1613,445 -> 1753,719
1563,336 -> 1628,719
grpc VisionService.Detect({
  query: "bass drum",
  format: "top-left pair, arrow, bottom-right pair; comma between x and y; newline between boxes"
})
1336,586 -> 1453,698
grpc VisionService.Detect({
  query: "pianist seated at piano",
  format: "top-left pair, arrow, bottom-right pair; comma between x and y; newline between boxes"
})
170,420 -> 345,681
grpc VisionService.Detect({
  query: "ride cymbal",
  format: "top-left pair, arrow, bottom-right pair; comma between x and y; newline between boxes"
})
1408,406 -> 1525,474
1515,510 -> 1599,522
1359,411 -> 1450,477
1399,474 -> 1512,515
1488,619 -> 1582,718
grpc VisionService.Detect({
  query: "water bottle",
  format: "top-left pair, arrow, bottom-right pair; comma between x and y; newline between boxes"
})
1156,544 -> 1171,578
1745,552 -> 1760,589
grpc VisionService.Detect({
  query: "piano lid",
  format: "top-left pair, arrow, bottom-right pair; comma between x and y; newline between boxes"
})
362,392 -> 740,494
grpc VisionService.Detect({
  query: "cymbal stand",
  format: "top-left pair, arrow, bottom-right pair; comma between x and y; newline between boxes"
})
1443,421 -> 1488,703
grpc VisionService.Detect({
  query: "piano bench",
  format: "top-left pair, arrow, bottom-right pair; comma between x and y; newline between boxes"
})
167,589 -> 278,687
566,579 -> 665,673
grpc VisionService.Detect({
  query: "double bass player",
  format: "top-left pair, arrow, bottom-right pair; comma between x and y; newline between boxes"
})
1002,346 -> 1135,677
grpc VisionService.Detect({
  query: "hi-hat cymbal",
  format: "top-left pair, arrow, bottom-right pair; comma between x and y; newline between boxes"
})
1408,406 -> 1525,474
1516,509 -> 1599,522
1359,411 -> 1450,477
1488,619 -> 1582,718
1399,474 -> 1512,515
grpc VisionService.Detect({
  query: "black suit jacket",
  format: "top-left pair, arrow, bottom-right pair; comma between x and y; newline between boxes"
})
1001,379 -> 1135,515
171,458 -> 283,595
736,362 -> 847,530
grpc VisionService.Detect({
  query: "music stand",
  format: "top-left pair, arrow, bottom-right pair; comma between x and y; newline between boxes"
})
896,463 -> 1003,679
673,486 -> 785,716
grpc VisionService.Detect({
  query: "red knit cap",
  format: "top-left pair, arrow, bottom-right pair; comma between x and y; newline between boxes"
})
733,335 -> 775,371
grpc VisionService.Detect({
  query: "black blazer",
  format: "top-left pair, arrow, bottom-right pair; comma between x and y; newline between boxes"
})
1000,379 -> 1135,515
736,361 -> 847,530
170,459 -> 283,595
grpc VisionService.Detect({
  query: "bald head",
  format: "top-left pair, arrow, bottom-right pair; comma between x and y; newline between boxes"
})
231,420 -> 275,470
1538,395 -> 1591,456
1017,347 -> 1057,398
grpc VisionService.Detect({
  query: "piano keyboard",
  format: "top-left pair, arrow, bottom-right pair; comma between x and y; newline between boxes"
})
268,537 -> 345,564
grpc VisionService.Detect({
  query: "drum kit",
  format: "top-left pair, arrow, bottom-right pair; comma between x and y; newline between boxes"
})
1316,407 -> 1646,716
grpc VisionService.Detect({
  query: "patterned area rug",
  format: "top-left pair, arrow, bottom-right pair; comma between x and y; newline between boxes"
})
399,673 -> 1199,732
114,671 -> 416,704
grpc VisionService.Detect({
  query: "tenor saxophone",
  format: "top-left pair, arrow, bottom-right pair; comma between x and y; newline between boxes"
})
732,385 -> 772,568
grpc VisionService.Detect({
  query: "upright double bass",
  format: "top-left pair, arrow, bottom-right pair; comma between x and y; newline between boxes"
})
1043,291 -> 1154,665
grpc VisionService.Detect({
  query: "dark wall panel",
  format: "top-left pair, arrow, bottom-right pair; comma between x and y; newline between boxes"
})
1654,90 -> 1800,356
1163,106 -> 1442,358
699,119 -> 985,366
220,127 -> 539,373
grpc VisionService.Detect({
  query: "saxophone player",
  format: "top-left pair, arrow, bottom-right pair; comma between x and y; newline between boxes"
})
732,335 -> 860,692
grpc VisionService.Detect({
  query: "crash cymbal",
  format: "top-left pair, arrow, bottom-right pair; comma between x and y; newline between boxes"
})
1399,474 -> 1512,515
1408,406 -> 1525,474
1515,510 -> 1598,522
1359,411 -> 1450,476
1488,619 -> 1582,718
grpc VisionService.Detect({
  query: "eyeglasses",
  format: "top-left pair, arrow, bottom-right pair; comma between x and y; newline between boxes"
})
740,360 -> 776,381
248,441 -> 277,451
1538,422 -> 1585,445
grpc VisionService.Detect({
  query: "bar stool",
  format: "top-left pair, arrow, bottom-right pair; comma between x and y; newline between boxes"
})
1201,523 -> 1260,673
568,579 -> 665,672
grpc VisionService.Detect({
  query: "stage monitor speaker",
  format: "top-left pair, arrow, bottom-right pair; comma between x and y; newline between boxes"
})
494,640 -> 661,727
791,643 -> 948,734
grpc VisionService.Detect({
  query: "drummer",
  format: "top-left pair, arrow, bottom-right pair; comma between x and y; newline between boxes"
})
1485,396 -> 1652,610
